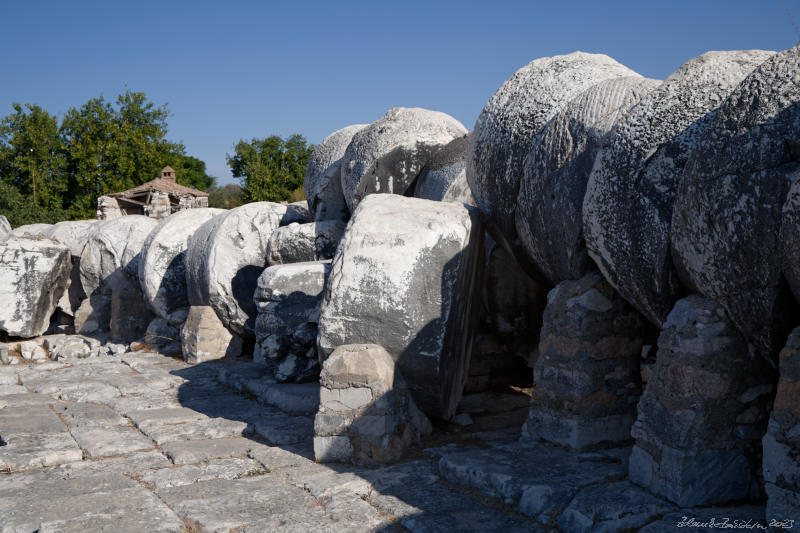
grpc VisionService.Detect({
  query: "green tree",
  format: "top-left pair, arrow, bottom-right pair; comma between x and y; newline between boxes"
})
208,182 -> 245,209
60,91 -> 187,218
226,134 -> 312,203
169,155 -> 214,191
0,103 -> 67,212
0,181 -> 69,227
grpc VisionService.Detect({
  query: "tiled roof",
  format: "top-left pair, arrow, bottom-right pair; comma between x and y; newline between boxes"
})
109,177 -> 209,198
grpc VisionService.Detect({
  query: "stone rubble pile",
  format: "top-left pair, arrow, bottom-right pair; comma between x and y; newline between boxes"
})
1,44 -> 799,523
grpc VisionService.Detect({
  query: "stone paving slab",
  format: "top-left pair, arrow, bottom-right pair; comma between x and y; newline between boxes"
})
106,391 -> 181,414
53,450 -> 171,475
126,406 -> 211,427
1,350 -> 744,532
157,475 -> 359,532
136,456 -> 266,489
0,404 -> 67,435
0,432 -> 83,471
69,425 -> 156,457
0,470 -> 183,532
436,440 -> 629,523
161,437 -> 268,465
556,480 -> 675,532
52,400 -> 128,428
0,384 -> 27,395
140,416 -> 251,445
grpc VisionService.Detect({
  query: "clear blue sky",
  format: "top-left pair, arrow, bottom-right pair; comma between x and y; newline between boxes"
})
1,1 -> 798,185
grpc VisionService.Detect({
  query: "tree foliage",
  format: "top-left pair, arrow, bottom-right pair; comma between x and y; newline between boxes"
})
226,134 -> 312,203
0,91 -> 214,224
208,182 -> 245,209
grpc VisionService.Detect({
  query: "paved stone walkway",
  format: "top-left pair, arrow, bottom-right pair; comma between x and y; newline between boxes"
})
0,350 -> 545,532
0,347 -> 776,532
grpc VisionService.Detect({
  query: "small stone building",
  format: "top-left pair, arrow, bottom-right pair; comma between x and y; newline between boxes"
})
97,166 -> 209,220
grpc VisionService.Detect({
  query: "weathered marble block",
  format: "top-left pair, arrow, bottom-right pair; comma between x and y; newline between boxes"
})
181,305 -> 243,364
254,261 -> 330,383
523,270 -> 644,450
763,326 -> 800,518
317,194 -> 485,421
314,344 -> 431,465
629,295 -> 774,507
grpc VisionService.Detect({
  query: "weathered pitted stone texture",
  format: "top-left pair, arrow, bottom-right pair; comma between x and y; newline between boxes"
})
145,317 -> 182,354
763,326 -> 800,518
314,344 -> 431,465
557,481 -> 674,533
139,208 -> 223,319
318,194 -> 484,420
10,223 -> 51,238
265,221 -> 346,266
109,270 -> 153,343
583,51 -> 773,327
414,133 -> 475,205
44,220 -> 98,317
186,202 -> 290,336
671,46 -> 800,359
43,220 -> 96,258
0,215 -> 10,235
484,244 -> 548,366
630,295 -> 775,507
254,261 -> 330,382
0,236 -> 71,337
79,215 -> 158,298
466,51 -> 639,247
304,124 -> 367,222
517,76 -> 659,285
523,270 -> 644,450
780,178 -> 800,303
181,305 -> 242,363
340,107 -> 467,210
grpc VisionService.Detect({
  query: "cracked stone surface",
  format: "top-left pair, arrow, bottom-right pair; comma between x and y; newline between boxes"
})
0,343 -> 770,531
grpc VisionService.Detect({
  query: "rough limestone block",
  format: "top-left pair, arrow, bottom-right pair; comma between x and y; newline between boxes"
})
110,270 -> 153,343
145,317 -> 182,354
10,223 -> 51,238
265,221 -> 346,266
763,326 -> 800,518
79,215 -> 158,299
583,50 -> 773,327
629,295 -> 775,507
780,178 -> 800,304
0,236 -> 71,337
523,270 -> 644,450
185,202 -> 302,337
181,305 -> 242,364
340,107 -> 466,210
414,133 -> 475,205
466,51 -> 640,251
45,219 -> 98,319
671,45 -> 800,360
517,76 -> 659,285
139,208 -> 224,319
0,215 -> 10,236
314,344 -> 431,465
317,194 -> 485,420
304,124 -> 367,222
254,261 -> 330,383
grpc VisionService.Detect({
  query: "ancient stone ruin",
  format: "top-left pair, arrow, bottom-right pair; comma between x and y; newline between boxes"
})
1,45 -> 799,531
97,166 -> 209,220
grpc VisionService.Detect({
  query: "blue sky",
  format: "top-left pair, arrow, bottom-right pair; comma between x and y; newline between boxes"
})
1,1 -> 798,185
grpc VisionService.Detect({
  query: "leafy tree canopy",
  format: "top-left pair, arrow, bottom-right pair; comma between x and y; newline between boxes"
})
208,181 -> 245,209
0,91 -> 214,224
226,134 -> 312,203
